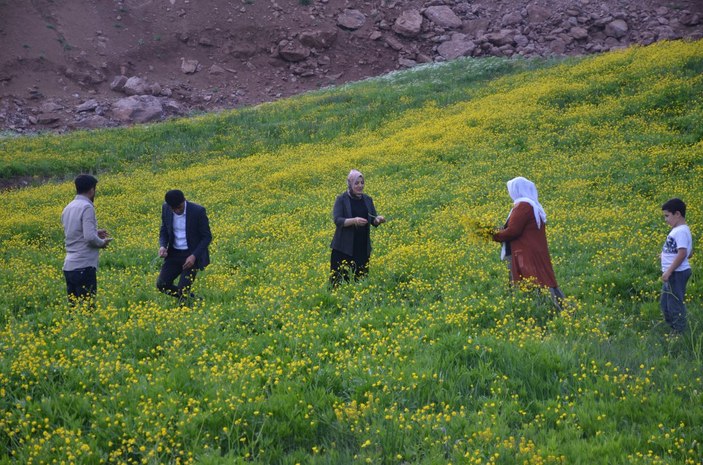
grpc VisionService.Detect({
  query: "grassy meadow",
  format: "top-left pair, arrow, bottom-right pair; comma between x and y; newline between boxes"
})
1,40 -> 702,464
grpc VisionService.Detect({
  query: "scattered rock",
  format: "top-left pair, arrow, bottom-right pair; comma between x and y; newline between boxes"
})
385,35 -> 404,51
76,99 -> 99,113
570,27 -> 589,40
299,29 -> 338,49
514,34 -> 529,48
605,19 -> 629,38
278,41 -> 311,62
180,58 -> 200,74
37,113 -> 60,125
393,9 -> 423,37
63,64 -> 106,86
209,65 -> 226,75
423,6 -> 462,29
112,95 -> 163,123
501,11 -> 523,27
337,9 -> 366,30
40,101 -> 64,113
198,37 -> 214,47
149,83 -> 162,96
75,115 -> 109,129
226,41 -> 258,58
123,76 -> 149,95
28,88 -> 43,100
484,30 -> 515,46
110,75 -> 128,92
398,57 -> 417,68
680,12 -> 701,27
527,4 -> 552,24
163,100 -> 183,114
549,38 -> 567,54
437,39 -> 476,60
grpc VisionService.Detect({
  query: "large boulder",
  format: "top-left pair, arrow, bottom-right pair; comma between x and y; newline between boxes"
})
337,9 -> 366,30
570,27 -> 589,40
437,39 -> 476,60
680,12 -> 702,26
123,76 -> 149,96
423,6 -> 462,29
484,30 -> 515,46
76,99 -> 99,113
75,115 -> 109,129
501,11 -> 523,27
605,19 -> 628,38
112,95 -> 163,123
393,9 -> 423,37
527,4 -> 551,24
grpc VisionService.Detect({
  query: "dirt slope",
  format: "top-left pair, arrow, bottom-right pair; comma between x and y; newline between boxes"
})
0,0 -> 701,133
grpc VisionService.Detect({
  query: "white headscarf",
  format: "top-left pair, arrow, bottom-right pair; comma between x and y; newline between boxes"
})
506,176 -> 546,229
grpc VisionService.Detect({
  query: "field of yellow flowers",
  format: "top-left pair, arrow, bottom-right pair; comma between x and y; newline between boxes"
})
1,40 -> 702,464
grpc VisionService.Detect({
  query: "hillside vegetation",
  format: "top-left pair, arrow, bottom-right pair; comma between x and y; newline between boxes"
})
1,40 -> 702,464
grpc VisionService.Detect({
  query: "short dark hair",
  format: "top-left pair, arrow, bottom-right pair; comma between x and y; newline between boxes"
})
75,174 -> 98,194
165,189 -> 186,208
662,198 -> 686,218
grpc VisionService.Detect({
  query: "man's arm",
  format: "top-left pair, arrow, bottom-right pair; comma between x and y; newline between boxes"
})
158,203 -> 170,257
159,203 -> 170,248
190,206 -> 212,260
662,248 -> 688,282
82,205 -> 107,248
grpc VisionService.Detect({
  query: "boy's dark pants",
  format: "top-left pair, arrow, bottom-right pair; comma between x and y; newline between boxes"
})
64,266 -> 97,305
157,249 -> 198,299
660,268 -> 691,333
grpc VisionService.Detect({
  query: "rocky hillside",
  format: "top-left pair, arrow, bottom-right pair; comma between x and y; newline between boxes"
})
0,0 -> 701,133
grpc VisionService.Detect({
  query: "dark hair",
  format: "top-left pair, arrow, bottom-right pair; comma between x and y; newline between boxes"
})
74,174 -> 98,194
165,189 -> 186,208
662,198 -> 686,218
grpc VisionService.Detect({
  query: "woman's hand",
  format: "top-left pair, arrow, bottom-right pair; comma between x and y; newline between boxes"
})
344,217 -> 368,227
374,215 -> 386,225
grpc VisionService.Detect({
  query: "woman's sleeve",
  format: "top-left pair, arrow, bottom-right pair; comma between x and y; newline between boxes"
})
333,196 -> 346,227
367,196 -> 380,227
493,203 -> 531,242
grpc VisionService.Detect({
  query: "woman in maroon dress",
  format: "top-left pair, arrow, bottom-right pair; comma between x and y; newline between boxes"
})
493,177 -> 565,308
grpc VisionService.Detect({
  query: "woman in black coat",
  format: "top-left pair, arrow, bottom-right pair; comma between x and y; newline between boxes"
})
329,169 -> 386,286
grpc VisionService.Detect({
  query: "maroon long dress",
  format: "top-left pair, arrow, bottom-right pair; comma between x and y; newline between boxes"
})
492,202 -> 558,288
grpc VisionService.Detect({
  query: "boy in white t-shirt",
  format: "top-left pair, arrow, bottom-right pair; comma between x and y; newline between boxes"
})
660,198 -> 693,333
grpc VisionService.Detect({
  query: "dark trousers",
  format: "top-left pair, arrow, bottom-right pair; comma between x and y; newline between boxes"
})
64,267 -> 97,305
157,249 -> 198,299
661,268 -> 691,333
330,249 -> 369,287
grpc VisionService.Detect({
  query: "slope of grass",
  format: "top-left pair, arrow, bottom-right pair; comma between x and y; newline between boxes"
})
0,40 -> 702,465
0,57 -> 559,179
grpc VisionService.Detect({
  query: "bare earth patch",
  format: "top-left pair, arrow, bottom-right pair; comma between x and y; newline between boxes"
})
0,0 -> 701,133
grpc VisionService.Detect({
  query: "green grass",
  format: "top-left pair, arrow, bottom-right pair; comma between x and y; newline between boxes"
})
0,40 -> 702,464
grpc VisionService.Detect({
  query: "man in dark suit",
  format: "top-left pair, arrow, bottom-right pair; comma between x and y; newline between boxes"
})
157,189 -> 212,305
